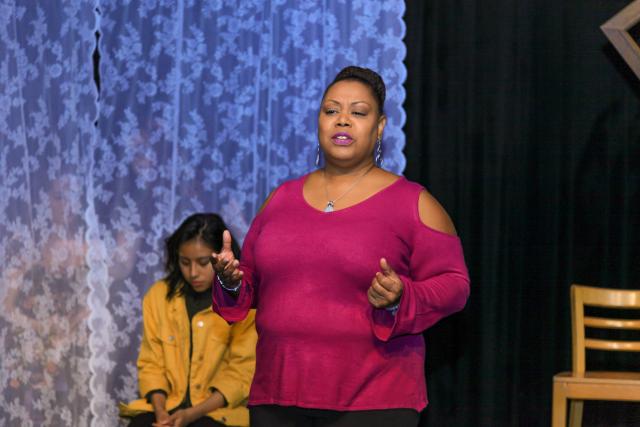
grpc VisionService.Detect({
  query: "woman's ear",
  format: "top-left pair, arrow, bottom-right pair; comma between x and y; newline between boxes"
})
377,114 -> 387,138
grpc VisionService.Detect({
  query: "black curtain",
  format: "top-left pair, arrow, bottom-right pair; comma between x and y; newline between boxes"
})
403,1 -> 640,426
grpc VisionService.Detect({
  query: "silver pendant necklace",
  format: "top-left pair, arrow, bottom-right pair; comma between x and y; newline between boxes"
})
323,164 -> 375,212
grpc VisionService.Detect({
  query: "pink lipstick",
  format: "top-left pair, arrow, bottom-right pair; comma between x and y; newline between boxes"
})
332,132 -> 353,145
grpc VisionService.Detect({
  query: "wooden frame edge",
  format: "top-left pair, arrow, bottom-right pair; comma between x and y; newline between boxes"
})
601,0 -> 640,80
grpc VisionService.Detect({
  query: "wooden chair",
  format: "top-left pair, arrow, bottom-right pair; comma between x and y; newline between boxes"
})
552,284 -> 640,426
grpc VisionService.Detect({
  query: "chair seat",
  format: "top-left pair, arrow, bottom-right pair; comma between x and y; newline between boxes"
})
554,371 -> 640,402
554,371 -> 640,384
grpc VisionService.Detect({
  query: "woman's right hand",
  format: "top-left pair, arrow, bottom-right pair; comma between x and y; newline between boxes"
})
210,230 -> 243,288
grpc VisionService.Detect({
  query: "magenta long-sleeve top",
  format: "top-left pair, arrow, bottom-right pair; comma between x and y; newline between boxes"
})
212,175 -> 470,412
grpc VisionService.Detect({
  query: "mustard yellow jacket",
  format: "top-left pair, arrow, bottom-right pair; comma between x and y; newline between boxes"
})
119,281 -> 257,426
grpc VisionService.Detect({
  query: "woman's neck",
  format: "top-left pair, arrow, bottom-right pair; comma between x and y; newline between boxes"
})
322,161 -> 376,179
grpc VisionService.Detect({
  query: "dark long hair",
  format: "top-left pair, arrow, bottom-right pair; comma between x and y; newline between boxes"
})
163,212 -> 240,300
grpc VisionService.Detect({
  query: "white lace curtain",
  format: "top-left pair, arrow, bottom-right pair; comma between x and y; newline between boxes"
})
0,1 -> 406,425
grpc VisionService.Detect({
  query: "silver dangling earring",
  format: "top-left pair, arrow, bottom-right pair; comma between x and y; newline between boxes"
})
375,137 -> 383,166
315,143 -> 321,167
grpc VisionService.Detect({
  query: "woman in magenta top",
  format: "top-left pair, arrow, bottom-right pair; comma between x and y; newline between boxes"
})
210,66 -> 470,427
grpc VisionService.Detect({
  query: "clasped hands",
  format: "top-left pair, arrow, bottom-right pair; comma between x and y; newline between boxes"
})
211,230 -> 403,309
152,408 -> 193,427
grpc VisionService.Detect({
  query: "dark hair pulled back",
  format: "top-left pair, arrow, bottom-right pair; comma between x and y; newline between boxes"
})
323,66 -> 386,115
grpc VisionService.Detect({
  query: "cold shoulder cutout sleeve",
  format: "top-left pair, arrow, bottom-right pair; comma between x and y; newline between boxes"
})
417,189 -> 457,235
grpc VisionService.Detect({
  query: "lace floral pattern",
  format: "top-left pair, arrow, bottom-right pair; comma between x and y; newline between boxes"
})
1,1 -> 405,425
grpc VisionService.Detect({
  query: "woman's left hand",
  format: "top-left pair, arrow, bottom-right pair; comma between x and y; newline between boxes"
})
367,258 -> 403,309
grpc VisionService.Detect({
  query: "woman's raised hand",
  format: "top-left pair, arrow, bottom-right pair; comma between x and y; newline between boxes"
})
367,258 -> 403,309
210,230 -> 243,287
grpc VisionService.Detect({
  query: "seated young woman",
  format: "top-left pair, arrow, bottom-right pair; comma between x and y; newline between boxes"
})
120,213 -> 257,427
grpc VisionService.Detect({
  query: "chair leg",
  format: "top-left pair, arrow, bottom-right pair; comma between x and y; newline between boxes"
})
568,400 -> 583,427
552,382 -> 567,427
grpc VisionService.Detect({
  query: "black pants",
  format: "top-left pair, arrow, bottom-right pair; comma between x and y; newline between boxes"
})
127,412 -> 225,427
250,405 -> 420,427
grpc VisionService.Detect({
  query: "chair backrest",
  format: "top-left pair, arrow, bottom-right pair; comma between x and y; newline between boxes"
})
571,284 -> 640,375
